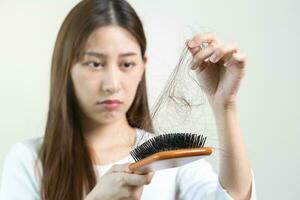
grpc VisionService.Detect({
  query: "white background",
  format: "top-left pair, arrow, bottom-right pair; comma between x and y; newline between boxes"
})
0,0 -> 299,199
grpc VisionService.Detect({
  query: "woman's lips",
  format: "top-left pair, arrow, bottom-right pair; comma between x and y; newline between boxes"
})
97,100 -> 122,110
102,102 -> 121,110
101,99 -> 122,104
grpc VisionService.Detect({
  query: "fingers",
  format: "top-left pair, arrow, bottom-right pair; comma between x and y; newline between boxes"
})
186,33 -> 246,71
109,163 -> 132,173
189,41 -> 243,71
186,33 -> 218,56
191,44 -> 215,70
224,52 -> 247,71
187,33 -> 218,49
109,164 -> 155,187
120,172 -> 154,187
208,43 -> 239,64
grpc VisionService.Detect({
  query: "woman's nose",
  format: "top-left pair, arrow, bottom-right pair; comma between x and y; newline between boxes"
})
101,66 -> 121,94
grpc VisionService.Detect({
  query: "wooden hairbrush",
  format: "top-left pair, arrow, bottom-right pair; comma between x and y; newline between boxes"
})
129,133 -> 213,174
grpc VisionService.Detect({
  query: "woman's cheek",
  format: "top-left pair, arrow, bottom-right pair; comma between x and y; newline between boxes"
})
74,79 -> 99,117
129,79 -> 141,102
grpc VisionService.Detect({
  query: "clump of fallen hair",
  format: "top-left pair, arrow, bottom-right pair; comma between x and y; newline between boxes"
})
150,44 -> 206,135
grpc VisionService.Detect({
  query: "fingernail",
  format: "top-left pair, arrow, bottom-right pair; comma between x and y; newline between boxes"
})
209,55 -> 217,63
188,40 -> 196,48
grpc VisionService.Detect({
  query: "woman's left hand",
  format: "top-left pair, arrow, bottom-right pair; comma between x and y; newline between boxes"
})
187,33 -> 247,109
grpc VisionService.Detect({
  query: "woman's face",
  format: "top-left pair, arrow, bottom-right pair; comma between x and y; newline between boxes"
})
71,25 -> 146,125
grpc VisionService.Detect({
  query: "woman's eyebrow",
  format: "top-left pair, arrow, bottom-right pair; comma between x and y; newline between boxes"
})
119,52 -> 137,57
81,51 -> 105,59
81,51 -> 137,58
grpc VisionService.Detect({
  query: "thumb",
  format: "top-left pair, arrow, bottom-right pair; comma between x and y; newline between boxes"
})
186,39 -> 201,56
108,163 -> 133,174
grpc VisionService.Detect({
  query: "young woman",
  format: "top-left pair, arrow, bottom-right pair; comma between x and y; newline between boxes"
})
0,0 -> 256,200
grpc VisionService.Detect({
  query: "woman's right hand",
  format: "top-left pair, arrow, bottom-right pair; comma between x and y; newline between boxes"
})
85,163 -> 155,200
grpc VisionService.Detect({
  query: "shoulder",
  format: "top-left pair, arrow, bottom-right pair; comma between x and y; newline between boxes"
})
2,137 -> 43,177
0,137 -> 43,198
5,137 -> 43,161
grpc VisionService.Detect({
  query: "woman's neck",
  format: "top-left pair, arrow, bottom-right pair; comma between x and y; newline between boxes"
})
83,117 -> 136,151
81,117 -> 137,165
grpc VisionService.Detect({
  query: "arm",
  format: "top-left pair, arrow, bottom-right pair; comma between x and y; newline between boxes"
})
212,104 -> 252,200
187,33 -> 254,199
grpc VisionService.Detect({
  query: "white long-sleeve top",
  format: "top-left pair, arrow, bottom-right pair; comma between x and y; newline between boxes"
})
0,128 -> 257,200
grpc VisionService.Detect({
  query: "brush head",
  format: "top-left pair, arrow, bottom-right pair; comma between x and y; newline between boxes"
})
130,133 -> 207,162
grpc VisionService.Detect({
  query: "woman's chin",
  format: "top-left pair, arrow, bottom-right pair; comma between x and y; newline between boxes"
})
93,112 -> 124,124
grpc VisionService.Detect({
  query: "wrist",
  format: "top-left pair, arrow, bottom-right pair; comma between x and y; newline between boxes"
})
209,103 -> 238,125
210,100 -> 237,114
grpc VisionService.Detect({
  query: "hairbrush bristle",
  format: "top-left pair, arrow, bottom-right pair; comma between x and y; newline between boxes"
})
130,133 -> 207,162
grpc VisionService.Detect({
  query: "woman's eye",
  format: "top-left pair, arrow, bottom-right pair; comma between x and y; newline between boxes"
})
84,61 -> 103,69
122,62 -> 136,68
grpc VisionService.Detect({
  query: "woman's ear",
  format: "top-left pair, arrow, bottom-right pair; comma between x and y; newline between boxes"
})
143,54 -> 148,65
139,54 -> 147,83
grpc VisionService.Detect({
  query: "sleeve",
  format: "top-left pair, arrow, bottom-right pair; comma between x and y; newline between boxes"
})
175,159 -> 257,200
0,142 -> 40,200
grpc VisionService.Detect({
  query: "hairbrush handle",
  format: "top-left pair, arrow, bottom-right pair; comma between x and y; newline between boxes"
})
129,147 -> 213,174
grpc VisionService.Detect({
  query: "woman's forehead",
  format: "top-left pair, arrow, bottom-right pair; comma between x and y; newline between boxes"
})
83,25 -> 141,55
